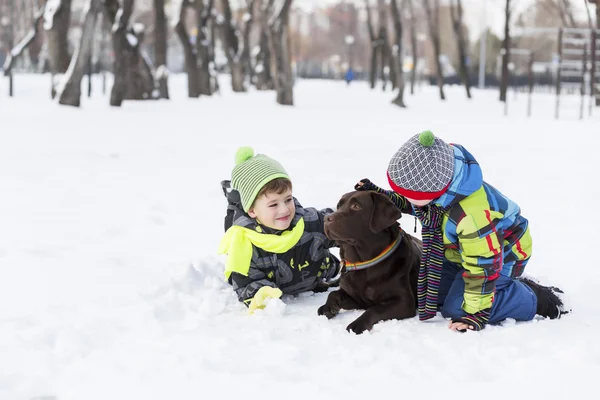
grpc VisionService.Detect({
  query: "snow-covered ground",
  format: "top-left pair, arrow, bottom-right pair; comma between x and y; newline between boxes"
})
1,74 -> 599,400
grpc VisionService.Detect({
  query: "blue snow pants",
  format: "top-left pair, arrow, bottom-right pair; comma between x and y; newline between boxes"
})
437,261 -> 537,323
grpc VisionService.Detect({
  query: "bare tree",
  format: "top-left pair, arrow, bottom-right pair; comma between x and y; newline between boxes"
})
44,0 -> 72,98
389,0 -> 406,107
499,0 -> 511,102
538,0 -> 577,27
154,0 -> 169,99
174,0 -> 217,97
450,0 -> 471,98
58,0 -> 100,106
175,0 -> 200,97
254,0 -> 275,90
407,0 -> 418,94
597,0 -> 600,30
268,0 -> 293,105
593,0 -> 600,106
365,0 -> 382,89
220,0 -> 247,92
208,1 -> 220,93
584,0 -> 594,28
103,0 -> 156,106
241,0 -> 256,83
424,0 -> 445,100
377,0 -> 393,91
196,0 -> 216,95
2,3 -> 45,76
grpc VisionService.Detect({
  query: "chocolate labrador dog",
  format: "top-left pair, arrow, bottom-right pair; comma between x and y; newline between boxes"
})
318,190 -> 422,334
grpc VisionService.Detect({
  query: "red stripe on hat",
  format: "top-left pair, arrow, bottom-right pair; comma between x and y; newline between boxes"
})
386,172 -> 451,201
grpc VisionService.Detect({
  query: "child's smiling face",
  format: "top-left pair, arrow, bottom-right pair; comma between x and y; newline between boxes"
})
248,189 -> 296,230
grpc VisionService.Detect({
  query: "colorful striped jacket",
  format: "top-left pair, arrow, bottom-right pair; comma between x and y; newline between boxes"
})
377,144 -> 532,314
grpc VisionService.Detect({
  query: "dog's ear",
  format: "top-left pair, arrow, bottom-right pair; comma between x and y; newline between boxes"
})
369,192 -> 403,233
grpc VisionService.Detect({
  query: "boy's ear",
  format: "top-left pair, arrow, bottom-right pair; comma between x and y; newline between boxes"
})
248,208 -> 256,218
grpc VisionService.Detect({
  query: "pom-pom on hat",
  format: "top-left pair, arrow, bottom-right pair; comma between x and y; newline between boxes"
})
386,131 -> 455,201
231,147 -> 290,212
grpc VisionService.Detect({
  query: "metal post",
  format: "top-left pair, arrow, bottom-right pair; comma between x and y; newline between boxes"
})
479,28 -> 488,89
591,29 -> 597,113
555,28 -> 563,120
528,51 -> 534,117
478,0 -> 488,89
581,42 -> 588,120
504,49 -> 509,116
6,0 -> 15,97
87,56 -> 92,97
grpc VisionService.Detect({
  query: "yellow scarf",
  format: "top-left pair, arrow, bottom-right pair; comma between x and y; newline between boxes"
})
218,218 -> 305,279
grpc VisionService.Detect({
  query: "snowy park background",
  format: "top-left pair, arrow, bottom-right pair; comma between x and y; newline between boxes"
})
1,73 -> 600,400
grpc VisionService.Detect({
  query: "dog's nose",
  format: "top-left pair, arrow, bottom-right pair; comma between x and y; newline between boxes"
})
325,214 -> 334,223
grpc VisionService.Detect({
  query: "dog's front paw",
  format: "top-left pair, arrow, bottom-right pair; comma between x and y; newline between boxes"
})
318,304 -> 339,319
346,318 -> 372,335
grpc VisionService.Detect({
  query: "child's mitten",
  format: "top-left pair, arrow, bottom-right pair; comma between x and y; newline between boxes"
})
248,286 -> 283,314
354,178 -> 380,191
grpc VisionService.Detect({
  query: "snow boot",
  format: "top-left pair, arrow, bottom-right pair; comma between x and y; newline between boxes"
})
520,277 -> 570,319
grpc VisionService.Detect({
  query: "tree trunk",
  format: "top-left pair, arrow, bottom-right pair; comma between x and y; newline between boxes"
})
380,35 -> 388,91
103,0 -> 155,106
231,62 -> 245,92
254,1 -> 275,90
380,34 -> 395,91
377,0 -> 393,91
196,0 -> 214,95
220,0 -> 247,92
390,0 -> 406,107
407,0 -> 417,94
2,4 -> 45,76
365,0 -> 379,89
596,1 -> 600,106
560,0 -> 577,28
208,6 -> 220,94
369,46 -> 378,89
44,0 -> 72,98
425,0 -> 445,100
499,0 -> 511,102
153,0 -> 169,99
381,37 -> 392,91
450,0 -> 471,98
268,0 -> 294,105
58,0 -> 100,107
175,0 -> 200,97
242,0 -> 256,84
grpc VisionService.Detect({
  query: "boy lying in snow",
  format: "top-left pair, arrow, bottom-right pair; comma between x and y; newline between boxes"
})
218,147 -> 340,313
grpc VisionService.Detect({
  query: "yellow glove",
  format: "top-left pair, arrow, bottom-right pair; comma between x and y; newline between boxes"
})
248,286 -> 283,314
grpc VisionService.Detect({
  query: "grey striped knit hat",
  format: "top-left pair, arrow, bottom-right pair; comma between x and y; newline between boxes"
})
386,131 -> 455,200
231,147 -> 290,212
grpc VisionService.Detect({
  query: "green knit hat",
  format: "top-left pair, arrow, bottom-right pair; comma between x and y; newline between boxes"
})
231,147 -> 290,212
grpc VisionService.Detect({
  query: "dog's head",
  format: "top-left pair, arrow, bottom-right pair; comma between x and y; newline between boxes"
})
324,191 -> 403,246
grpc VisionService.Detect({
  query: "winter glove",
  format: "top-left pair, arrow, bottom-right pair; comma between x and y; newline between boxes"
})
452,308 -> 491,332
354,178 -> 381,192
248,286 -> 283,314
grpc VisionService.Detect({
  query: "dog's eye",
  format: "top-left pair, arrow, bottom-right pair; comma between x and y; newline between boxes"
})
350,203 -> 361,211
